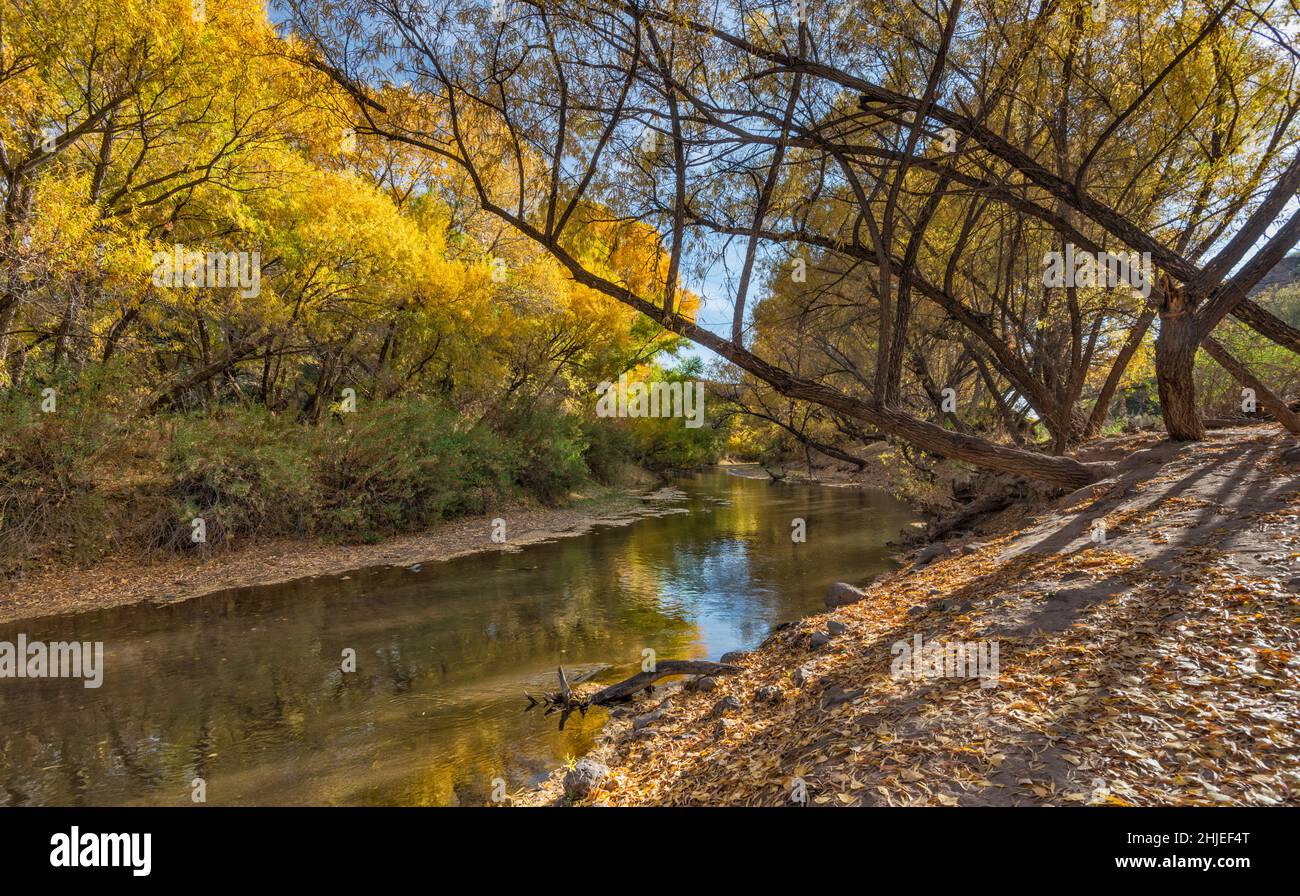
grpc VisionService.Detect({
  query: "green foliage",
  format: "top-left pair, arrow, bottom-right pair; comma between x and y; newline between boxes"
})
626,413 -> 721,470
0,392 -> 631,571
0,364 -> 140,573
316,401 -> 512,536
580,416 -> 639,483
154,399 -> 598,550
584,360 -> 723,472
499,405 -> 591,504
158,408 -> 320,549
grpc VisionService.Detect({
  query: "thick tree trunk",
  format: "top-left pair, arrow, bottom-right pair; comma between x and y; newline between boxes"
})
1051,406 -> 1092,453
1154,283 -> 1205,440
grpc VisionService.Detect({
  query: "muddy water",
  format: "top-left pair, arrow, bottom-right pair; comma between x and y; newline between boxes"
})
0,469 -> 917,805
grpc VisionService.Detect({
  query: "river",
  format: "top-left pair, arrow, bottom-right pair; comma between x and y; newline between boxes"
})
0,468 -> 917,805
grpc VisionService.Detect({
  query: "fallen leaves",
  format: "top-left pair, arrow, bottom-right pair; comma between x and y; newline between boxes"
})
555,428 -> 1300,807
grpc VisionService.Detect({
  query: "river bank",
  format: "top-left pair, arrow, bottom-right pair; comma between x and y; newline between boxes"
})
523,426 -> 1300,807
0,481 -> 685,625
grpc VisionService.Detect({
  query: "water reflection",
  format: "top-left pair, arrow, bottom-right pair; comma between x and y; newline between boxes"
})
0,469 -> 917,805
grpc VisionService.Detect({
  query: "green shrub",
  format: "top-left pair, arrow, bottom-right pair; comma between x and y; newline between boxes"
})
583,360 -> 723,472
314,400 -> 514,537
2,387 -> 629,567
156,407 -> 319,550
501,406 -> 589,503
581,417 -> 637,483
0,365 -> 136,573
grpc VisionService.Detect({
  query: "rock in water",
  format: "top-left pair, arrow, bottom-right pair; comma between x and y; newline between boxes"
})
720,650 -> 750,664
825,582 -> 866,608
563,758 -> 609,800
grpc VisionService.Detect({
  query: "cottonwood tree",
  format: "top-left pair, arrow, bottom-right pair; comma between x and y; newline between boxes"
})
282,0 -> 1300,486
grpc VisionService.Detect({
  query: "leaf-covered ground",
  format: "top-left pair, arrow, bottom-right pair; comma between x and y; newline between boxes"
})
558,427 -> 1300,806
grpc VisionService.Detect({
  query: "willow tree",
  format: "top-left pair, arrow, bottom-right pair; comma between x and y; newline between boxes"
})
282,0 -> 1300,485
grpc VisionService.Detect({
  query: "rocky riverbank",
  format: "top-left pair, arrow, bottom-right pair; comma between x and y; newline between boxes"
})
521,427 -> 1300,806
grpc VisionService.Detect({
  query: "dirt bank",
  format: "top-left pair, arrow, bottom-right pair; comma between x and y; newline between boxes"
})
0,484 -> 685,625
527,426 -> 1300,806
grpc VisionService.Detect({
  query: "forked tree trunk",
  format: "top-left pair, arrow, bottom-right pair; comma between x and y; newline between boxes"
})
1154,281 -> 1206,441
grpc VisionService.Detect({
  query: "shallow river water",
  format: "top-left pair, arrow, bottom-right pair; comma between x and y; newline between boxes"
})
0,468 -> 917,805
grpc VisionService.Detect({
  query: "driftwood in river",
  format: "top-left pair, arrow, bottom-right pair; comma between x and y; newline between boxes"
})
525,660 -> 741,729
585,660 -> 740,704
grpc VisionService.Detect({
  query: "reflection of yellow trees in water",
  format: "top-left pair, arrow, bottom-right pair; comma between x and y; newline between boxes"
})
0,534 -> 701,805
0,642 -> 612,806
360,707 -> 610,807
0,474 -> 917,805
721,475 -> 766,540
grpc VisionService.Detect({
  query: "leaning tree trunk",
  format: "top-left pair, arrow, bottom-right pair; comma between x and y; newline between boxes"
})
1202,337 -> 1300,436
1233,299 -> 1300,356
565,265 -> 1109,488
1154,283 -> 1205,441
1086,307 -> 1156,438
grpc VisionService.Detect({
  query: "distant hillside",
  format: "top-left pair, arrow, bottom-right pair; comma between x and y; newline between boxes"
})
1252,254 -> 1300,293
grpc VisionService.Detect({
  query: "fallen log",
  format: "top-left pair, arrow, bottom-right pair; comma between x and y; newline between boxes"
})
586,660 -> 741,705
926,489 -> 1021,540
525,660 -> 741,729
